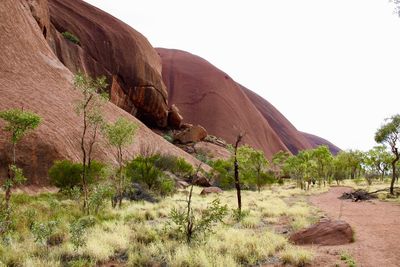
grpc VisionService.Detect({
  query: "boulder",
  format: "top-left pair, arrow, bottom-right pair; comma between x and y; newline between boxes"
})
176,180 -> 190,189
174,125 -> 207,144
168,104 -> 183,129
192,173 -> 213,187
200,187 -> 223,195
289,219 -> 354,246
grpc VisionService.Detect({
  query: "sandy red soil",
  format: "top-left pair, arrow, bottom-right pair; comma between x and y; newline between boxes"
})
309,187 -> 400,267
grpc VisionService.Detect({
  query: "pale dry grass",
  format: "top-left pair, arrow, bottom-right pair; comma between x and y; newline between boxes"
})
281,245 -> 314,266
1,184 -> 322,266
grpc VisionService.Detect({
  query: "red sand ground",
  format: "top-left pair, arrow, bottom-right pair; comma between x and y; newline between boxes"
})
309,187 -> 400,267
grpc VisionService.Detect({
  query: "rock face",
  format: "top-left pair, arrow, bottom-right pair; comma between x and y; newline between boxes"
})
242,87 -> 314,154
0,0 -> 202,185
157,48 -> 290,157
289,219 -> 354,245
157,48 -> 339,157
302,132 -> 341,155
200,187 -> 223,195
47,0 -> 173,127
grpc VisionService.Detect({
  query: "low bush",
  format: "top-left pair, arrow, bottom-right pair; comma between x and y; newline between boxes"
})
61,31 -> 80,44
49,160 -> 108,191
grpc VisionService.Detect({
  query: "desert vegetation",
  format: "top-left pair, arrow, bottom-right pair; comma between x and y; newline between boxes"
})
0,73 -> 398,266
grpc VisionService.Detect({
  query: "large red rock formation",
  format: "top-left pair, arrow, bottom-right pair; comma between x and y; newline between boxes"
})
0,0 -> 202,185
47,0 -> 173,127
302,132 -> 341,155
157,48 -> 339,157
157,48 -> 290,157
242,87 -> 313,154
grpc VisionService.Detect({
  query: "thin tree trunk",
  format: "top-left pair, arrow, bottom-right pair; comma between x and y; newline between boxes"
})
390,157 -> 399,195
234,133 -> 243,216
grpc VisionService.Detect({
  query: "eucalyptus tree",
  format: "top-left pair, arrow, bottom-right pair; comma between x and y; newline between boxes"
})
0,108 -> 41,231
375,114 -> 400,195
105,117 -> 138,208
73,72 -> 108,213
365,146 -> 391,181
237,145 -> 269,192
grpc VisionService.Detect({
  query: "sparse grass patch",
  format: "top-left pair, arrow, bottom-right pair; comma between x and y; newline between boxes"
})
0,184 -> 321,266
281,245 -> 314,266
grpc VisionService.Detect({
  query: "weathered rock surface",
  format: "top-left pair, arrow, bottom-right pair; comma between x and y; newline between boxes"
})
200,187 -> 223,195
47,0 -> 174,127
192,173 -> 213,187
289,219 -> 354,245
174,125 -> 208,144
242,87 -> 315,154
157,48 -> 340,156
168,104 -> 183,129
0,0 -> 203,185
194,142 -> 231,160
302,132 -> 341,155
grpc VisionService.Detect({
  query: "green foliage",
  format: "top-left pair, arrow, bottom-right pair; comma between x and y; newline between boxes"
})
168,198 -> 228,243
105,118 -> 138,149
209,158 -> 234,189
49,160 -> 108,190
271,151 -> 290,179
61,31 -> 80,44
126,155 -> 163,190
340,251 -> 356,267
237,145 -> 270,191
155,154 -> 194,178
88,183 -> 114,214
4,165 -> 26,191
375,114 -> 400,146
157,176 -> 176,197
0,108 -> 41,145
30,220 -> 58,245
69,216 -> 96,251
49,160 -> 82,190
365,146 -> 391,178
163,131 -> 174,143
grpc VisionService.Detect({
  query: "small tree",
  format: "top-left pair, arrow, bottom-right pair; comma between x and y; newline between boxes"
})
375,114 -> 400,195
73,72 -> 108,213
105,118 -> 138,208
365,146 -> 391,181
310,145 -> 333,186
168,165 -> 227,243
0,108 -> 41,215
271,151 -> 290,182
237,145 -> 269,192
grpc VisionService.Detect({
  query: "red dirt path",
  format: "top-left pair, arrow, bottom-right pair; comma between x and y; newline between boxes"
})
309,187 -> 400,267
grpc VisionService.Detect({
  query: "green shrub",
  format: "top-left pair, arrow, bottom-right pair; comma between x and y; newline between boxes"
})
155,154 -> 193,178
62,31 -> 80,44
126,155 -> 163,190
157,176 -> 175,197
69,216 -> 96,251
209,159 -> 235,189
31,220 -> 58,245
88,183 -> 114,214
163,131 -> 174,143
49,160 -> 81,190
168,198 -> 228,243
49,160 -> 108,191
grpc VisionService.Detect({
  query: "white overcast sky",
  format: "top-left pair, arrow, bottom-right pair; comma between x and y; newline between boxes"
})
85,0 -> 400,151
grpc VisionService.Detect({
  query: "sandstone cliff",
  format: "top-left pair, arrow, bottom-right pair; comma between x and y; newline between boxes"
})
0,0 -> 201,185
